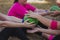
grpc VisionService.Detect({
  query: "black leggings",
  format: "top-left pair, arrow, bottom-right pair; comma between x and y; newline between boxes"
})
0,28 -> 29,40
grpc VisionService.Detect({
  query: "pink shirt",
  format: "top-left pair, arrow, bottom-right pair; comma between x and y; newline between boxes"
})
8,2 -> 36,19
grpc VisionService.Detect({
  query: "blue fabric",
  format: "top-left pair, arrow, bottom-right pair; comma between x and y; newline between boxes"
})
22,19 -> 24,23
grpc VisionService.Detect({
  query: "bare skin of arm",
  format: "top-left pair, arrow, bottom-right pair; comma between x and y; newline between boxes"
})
38,28 -> 60,35
27,27 -> 60,35
0,21 -> 35,28
36,15 -> 60,29
0,13 -> 22,23
6,16 -> 22,23
34,9 -> 49,15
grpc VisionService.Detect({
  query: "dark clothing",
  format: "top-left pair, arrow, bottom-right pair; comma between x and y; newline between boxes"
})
0,28 -> 29,40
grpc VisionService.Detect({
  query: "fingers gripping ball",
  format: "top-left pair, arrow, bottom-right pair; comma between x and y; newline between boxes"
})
24,15 -> 39,25
24,10 -> 48,25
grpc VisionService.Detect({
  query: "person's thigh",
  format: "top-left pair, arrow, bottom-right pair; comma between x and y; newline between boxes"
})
14,28 -> 29,40
0,28 -> 14,40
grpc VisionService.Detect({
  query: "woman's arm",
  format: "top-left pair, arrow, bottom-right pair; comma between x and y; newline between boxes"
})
36,15 -> 60,29
34,9 -> 50,16
6,16 -> 22,23
0,21 -> 35,28
28,13 -> 51,27
27,27 -> 60,35
28,13 -> 60,29
38,28 -> 60,35
0,13 -> 22,23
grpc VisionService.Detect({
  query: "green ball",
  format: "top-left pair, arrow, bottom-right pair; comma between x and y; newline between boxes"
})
24,15 -> 38,25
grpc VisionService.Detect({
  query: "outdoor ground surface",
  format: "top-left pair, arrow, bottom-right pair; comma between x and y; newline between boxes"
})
9,34 -> 46,40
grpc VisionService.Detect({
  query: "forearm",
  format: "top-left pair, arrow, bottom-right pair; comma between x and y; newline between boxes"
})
38,28 -> 60,35
37,15 -> 60,29
6,16 -> 22,23
0,21 -> 24,27
37,15 -> 51,27
0,13 -> 22,23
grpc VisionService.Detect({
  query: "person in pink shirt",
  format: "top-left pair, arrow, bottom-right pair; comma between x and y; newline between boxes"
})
7,0 -> 50,40
0,0 -> 37,40
8,0 -> 36,19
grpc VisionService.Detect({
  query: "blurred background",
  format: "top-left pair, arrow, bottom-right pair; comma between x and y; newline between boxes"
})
0,0 -> 56,14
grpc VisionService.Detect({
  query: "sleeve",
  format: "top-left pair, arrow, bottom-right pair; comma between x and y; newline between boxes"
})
26,3 -> 36,12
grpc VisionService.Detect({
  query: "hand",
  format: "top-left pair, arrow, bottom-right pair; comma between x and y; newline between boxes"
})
50,11 -> 60,16
53,11 -> 60,14
23,20 -> 36,28
27,13 -> 40,19
27,27 -> 39,33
